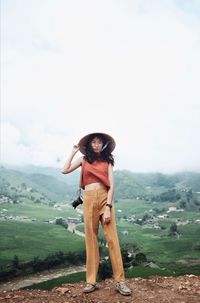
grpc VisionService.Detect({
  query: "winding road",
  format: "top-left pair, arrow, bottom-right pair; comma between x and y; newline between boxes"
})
0,265 -> 86,291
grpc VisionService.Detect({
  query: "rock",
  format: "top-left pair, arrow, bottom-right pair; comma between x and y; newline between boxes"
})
0,275 -> 200,303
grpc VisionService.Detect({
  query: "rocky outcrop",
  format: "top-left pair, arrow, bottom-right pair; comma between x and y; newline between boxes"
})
0,275 -> 200,303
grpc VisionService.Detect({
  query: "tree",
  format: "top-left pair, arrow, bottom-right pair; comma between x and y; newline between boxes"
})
31,256 -> 44,272
21,183 -> 27,189
55,218 -> 64,225
186,189 -> 193,202
98,259 -> 112,280
169,223 -> 178,236
121,247 -> 131,266
12,255 -> 19,269
142,214 -> 152,223
180,200 -> 186,209
121,244 -> 142,267
135,253 -> 147,265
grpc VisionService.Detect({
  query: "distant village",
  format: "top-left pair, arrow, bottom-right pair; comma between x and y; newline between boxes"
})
1,183 -> 200,228
1,202 -> 200,228
0,184 -> 82,224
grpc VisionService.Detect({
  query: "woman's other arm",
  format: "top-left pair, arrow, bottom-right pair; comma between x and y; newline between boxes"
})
103,163 -> 114,224
107,163 -> 114,205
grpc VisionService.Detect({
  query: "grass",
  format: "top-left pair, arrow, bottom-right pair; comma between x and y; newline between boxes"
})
114,199 -> 180,219
114,199 -> 154,219
126,264 -> 200,278
1,197 -> 200,274
117,222 -> 200,264
167,211 -> 200,220
0,203 -> 79,221
76,220 -> 200,265
0,221 -> 85,266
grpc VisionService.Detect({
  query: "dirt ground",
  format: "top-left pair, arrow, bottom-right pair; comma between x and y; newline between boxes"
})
0,275 -> 199,303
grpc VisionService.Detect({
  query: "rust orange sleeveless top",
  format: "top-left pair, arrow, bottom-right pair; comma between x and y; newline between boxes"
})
80,160 -> 110,189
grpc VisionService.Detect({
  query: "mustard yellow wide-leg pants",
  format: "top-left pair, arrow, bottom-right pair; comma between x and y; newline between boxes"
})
83,188 -> 125,285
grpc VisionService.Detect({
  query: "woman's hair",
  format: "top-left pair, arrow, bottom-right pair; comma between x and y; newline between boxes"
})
84,134 -> 114,166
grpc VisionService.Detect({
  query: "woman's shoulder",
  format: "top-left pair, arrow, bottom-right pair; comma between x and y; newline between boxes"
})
81,156 -> 86,165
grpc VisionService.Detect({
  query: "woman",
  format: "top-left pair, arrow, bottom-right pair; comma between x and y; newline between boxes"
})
62,132 -> 131,296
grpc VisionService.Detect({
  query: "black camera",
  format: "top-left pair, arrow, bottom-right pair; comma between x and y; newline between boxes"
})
71,195 -> 83,209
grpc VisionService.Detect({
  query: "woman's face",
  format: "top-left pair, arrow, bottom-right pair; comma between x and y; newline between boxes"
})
90,137 -> 104,153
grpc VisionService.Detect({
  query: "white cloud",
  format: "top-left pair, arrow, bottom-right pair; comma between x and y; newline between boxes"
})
0,122 -> 70,167
1,0 -> 200,172
1,122 -> 31,165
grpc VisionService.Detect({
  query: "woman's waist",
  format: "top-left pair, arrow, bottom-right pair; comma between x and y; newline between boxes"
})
84,182 -> 107,191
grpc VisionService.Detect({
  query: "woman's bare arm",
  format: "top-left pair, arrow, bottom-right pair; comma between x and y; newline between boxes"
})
106,163 -> 114,205
61,145 -> 83,174
103,163 -> 114,224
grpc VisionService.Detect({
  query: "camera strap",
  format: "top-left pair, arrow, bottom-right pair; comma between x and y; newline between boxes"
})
79,158 -> 86,191
76,188 -> 81,197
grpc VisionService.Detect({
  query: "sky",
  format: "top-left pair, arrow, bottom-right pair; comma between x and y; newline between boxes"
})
1,0 -> 200,173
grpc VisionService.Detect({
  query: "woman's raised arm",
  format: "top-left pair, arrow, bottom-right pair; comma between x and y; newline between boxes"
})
61,145 -> 83,174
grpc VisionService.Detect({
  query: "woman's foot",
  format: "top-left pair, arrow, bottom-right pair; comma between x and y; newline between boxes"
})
83,283 -> 98,293
115,282 -> 132,296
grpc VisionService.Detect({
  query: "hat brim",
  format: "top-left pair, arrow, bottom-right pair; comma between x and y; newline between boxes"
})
78,132 -> 116,155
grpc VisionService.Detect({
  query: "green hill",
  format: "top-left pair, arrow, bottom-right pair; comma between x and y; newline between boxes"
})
3,164 -> 80,185
2,165 -> 200,203
0,166 -> 72,204
1,164 -> 200,279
